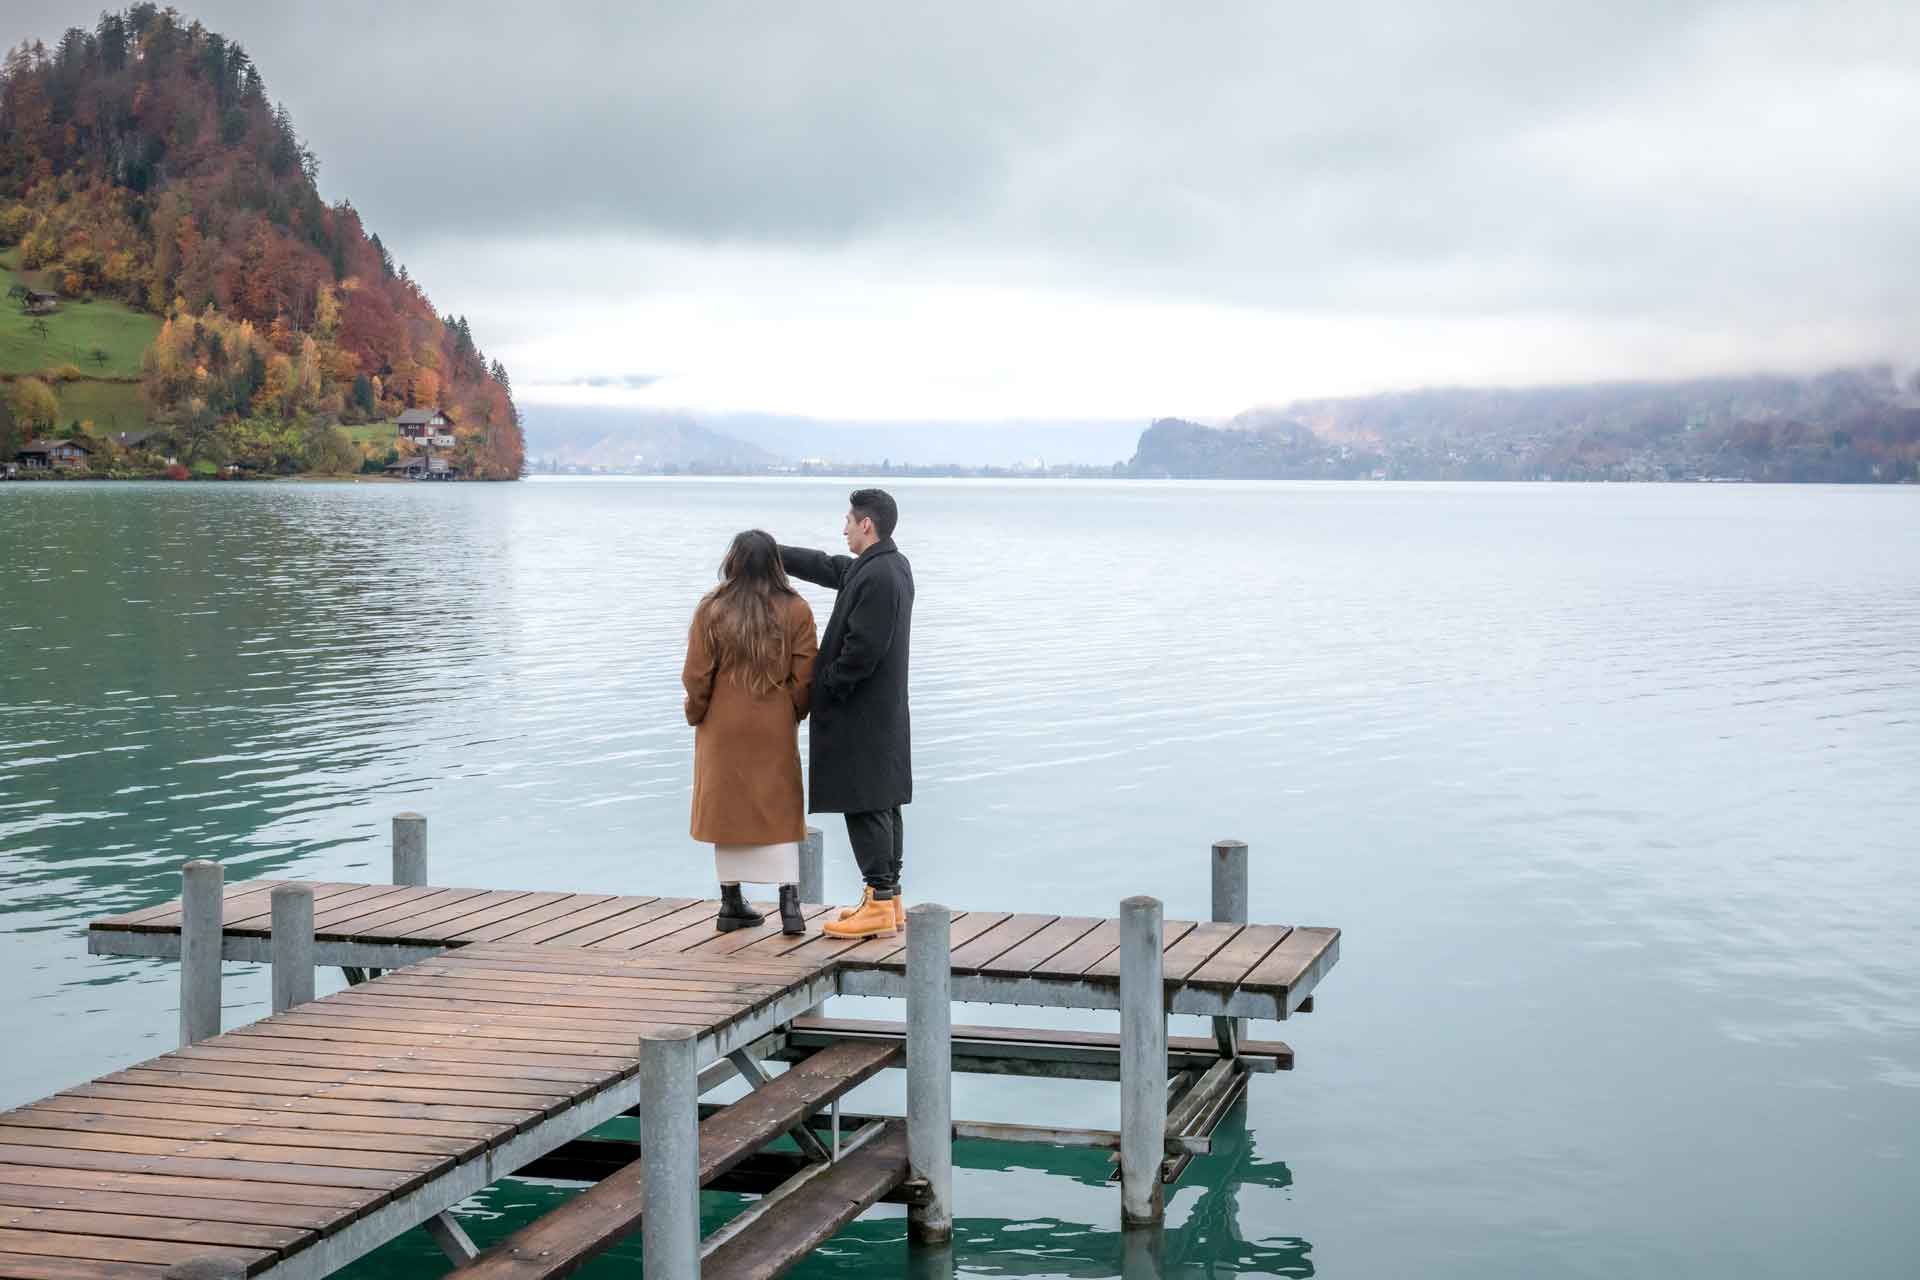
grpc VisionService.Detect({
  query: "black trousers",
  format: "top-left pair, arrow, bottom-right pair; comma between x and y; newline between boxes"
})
843,806 -> 904,896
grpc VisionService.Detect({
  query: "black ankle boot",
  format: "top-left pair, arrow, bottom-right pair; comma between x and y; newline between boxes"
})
716,884 -> 764,932
778,884 -> 805,935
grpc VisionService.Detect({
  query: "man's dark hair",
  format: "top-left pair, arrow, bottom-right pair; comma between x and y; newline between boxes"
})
849,488 -> 898,539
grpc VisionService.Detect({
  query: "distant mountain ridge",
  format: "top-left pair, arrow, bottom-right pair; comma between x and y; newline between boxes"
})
1130,367 -> 1920,483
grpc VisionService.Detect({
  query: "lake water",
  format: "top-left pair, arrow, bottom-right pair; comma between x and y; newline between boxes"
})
2,477 -> 1916,1278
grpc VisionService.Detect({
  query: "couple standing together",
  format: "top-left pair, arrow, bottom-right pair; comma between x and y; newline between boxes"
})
681,489 -> 913,941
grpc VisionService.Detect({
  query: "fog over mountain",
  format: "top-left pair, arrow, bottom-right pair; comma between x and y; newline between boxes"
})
522,405 -> 1143,469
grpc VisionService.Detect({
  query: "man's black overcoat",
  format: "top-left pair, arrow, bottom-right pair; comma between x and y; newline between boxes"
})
778,538 -> 914,814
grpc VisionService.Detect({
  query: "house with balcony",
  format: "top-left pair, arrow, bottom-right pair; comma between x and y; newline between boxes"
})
396,407 -> 457,449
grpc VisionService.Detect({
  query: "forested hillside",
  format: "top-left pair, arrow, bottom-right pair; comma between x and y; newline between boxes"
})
0,6 -> 522,478
1130,368 -> 1920,482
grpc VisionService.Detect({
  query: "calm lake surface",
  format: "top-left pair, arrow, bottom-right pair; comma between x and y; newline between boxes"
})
2,477 -> 1916,1278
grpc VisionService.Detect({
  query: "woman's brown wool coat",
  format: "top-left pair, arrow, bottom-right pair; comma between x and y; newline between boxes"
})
682,592 -> 818,845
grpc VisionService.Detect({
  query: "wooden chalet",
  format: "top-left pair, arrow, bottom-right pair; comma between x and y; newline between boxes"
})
397,407 -> 457,448
14,437 -> 93,470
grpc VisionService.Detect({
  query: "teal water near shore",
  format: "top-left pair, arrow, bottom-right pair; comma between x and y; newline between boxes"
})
3,477 -> 1917,1277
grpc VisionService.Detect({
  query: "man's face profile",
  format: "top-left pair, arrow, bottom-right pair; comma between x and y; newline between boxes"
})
844,509 -> 875,554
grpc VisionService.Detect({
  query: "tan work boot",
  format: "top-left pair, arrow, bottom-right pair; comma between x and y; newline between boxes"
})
822,889 -> 898,939
838,886 -> 907,930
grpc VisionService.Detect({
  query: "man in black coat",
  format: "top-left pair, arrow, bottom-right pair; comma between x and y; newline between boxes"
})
779,489 -> 915,938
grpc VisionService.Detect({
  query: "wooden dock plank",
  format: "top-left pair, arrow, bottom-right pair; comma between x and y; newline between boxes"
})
1025,918 -> 1121,979
320,887 -> 499,941
1161,921 -> 1246,983
949,913 -> 1056,974
66,1079 -> 538,1130
1,1108 -> 473,1159
1241,926 -> 1340,995
0,1247 -> 169,1278
31,1093 -> 503,1144
498,896 -> 673,947
0,1161 -> 366,1211
699,1120 -> 909,1280
0,1226 -> 274,1272
0,1144 -> 412,1195
451,1041 -> 900,1279
345,889 -> 543,942
576,899 -> 725,951
1083,918 -> 1199,980
444,893 -> 613,943
0,1179 -> 331,1233
1186,924 -> 1291,990
0,1127 -> 448,1178
971,915 -> 1103,976
96,878 -> 287,931
212,1029 -> 625,1078
118,1052 -> 583,1105
396,889 -> 557,941
223,882 -> 374,931
0,1204 -> 307,1256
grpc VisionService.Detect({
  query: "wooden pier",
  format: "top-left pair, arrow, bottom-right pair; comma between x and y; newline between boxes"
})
3,821 -> 1340,1278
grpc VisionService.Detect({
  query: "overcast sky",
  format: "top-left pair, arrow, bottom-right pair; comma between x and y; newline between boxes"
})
15,1 -> 1920,419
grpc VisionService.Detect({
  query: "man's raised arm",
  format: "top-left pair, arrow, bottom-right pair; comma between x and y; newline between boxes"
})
779,544 -> 855,590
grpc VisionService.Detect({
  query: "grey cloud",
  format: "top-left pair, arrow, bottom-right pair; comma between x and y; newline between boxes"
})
14,1 -> 1920,332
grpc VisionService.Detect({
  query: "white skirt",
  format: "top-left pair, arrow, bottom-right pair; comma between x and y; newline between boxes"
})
713,841 -> 800,885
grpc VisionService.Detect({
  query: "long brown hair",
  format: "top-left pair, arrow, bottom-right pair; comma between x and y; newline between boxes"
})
695,530 -> 798,695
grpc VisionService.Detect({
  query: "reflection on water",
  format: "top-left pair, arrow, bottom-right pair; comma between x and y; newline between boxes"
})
4,478 -> 1918,1277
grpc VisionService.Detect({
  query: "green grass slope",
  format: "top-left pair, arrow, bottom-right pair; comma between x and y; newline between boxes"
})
1,246 -> 159,434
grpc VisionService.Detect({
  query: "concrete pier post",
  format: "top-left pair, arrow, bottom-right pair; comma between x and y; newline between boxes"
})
639,1026 -> 701,1280
269,883 -> 315,1014
392,812 -> 428,886
1212,838 -> 1249,1049
178,860 -> 223,1046
906,902 -> 954,1244
1119,894 -> 1167,1227
799,825 -> 824,904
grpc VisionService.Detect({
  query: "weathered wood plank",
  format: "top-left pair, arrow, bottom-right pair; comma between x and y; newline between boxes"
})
1024,919 -> 1121,979
0,1204 -> 305,1257
0,1248 -> 169,1279
1082,918 -> 1198,980
0,1161 -> 365,1211
0,1180 -> 334,1232
0,1226 -> 273,1271
970,915 -> 1102,976
65,1081 -> 536,1130
444,893 -> 614,943
699,1120 -> 909,1280
1160,921 -> 1245,983
949,914 -> 1056,974
0,1145 -> 411,1195
1185,924 -> 1291,990
0,1128 -> 447,1177
1241,926 -> 1340,995
1,1109 -> 472,1159
31,1094 -> 501,1144
451,1041 -> 899,1279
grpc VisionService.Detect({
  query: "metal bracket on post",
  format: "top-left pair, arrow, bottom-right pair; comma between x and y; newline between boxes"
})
423,1212 -> 478,1264
726,1048 -> 835,1162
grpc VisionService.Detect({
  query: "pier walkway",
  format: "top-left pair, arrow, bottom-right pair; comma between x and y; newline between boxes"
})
86,881 -> 1337,1020
7,826 -> 1339,1278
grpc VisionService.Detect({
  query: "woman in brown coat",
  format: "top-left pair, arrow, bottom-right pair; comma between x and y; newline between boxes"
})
683,529 -> 818,934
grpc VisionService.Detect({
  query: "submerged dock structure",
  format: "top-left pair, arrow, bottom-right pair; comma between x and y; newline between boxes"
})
4,817 -> 1340,1278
